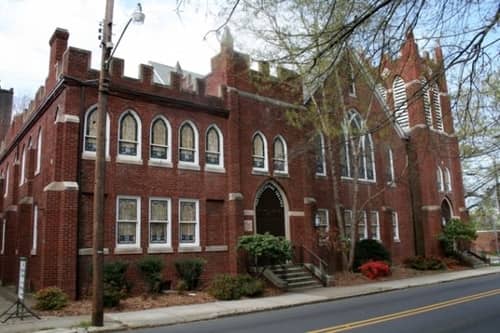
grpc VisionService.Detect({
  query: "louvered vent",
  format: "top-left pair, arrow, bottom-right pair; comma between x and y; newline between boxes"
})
376,84 -> 387,102
392,76 -> 409,129
433,84 -> 443,131
421,79 -> 433,127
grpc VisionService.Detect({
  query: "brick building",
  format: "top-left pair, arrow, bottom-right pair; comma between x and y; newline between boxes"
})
0,27 -> 467,299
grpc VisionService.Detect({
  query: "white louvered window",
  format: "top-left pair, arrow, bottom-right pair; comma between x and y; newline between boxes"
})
432,84 -> 443,131
421,79 -> 433,127
392,76 -> 409,130
376,84 -> 387,102
315,133 -> 326,176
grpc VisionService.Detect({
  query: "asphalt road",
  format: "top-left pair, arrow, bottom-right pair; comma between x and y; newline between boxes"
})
123,273 -> 500,333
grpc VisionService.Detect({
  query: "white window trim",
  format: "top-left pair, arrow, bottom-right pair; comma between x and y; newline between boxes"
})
273,135 -> 288,175
116,195 -> 141,249
314,209 -> 329,229
205,124 -> 224,171
343,209 -> 353,240
252,132 -> 268,173
178,121 -> 200,169
19,146 -> 26,186
387,148 -> 395,184
179,199 -> 200,247
117,110 -> 142,163
358,211 -> 368,240
4,165 -> 9,198
148,197 -> 171,249
316,133 -> 327,176
1,219 -> 6,255
370,211 -> 380,241
392,211 -> 400,242
149,115 -> 172,167
82,106 -> 111,159
31,205 -> 38,254
35,129 -> 42,175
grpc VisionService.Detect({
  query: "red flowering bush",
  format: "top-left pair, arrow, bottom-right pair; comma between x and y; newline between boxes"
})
359,261 -> 391,280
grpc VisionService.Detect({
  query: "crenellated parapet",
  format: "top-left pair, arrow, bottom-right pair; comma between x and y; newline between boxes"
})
206,27 -> 302,105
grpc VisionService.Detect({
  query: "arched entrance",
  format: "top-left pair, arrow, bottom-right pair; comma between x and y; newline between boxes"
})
255,182 -> 288,238
441,199 -> 453,226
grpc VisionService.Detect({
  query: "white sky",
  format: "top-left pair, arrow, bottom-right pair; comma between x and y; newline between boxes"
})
0,0 -> 222,99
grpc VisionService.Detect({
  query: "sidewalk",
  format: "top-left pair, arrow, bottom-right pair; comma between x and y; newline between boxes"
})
1,266 -> 499,333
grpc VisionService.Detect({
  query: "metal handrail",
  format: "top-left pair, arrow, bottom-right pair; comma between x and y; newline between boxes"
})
301,245 -> 328,272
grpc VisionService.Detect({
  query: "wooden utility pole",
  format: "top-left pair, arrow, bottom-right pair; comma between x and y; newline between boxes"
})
92,0 -> 114,327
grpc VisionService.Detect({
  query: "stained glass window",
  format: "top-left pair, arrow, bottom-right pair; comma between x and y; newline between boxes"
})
119,113 -> 138,156
179,200 -> 198,244
85,109 -> 97,152
180,123 -> 196,162
273,137 -> 287,172
150,199 -> 169,244
206,127 -> 220,165
117,197 -> 139,245
252,134 -> 265,169
151,118 -> 168,159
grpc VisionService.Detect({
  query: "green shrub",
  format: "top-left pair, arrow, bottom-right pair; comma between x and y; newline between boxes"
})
175,279 -> 188,293
137,256 -> 165,293
208,274 -> 265,300
103,260 -> 130,293
208,274 -> 242,300
353,239 -> 391,272
404,256 -> 446,270
237,233 -> 292,270
174,258 -> 206,290
237,274 -> 265,297
103,283 -> 123,308
34,286 -> 68,310
438,219 -> 477,255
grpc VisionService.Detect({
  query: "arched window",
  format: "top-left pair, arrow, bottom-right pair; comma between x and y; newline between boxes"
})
437,166 -> 444,192
179,121 -> 199,165
444,167 -> 452,192
342,111 -> 375,181
83,106 -> 110,157
35,129 -> 42,175
118,111 -> 141,159
315,133 -> 326,176
392,76 -> 409,130
421,78 -> 433,127
20,145 -> 26,186
252,132 -> 268,171
205,125 -> 223,168
432,84 -> 443,131
150,116 -> 171,163
273,136 -> 288,173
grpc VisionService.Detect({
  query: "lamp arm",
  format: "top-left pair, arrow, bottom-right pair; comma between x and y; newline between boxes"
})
107,17 -> 133,64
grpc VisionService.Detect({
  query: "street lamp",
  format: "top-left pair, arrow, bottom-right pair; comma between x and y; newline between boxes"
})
92,1 -> 144,327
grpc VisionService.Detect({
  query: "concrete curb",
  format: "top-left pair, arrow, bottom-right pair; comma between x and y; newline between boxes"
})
1,266 -> 498,333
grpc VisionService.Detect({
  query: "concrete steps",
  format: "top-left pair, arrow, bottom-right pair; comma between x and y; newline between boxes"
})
269,264 -> 323,290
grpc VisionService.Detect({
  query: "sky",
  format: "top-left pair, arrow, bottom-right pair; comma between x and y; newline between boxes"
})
0,0 -> 222,100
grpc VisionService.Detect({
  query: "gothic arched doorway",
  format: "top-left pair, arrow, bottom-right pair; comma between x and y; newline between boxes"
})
441,199 -> 452,226
255,182 -> 287,238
